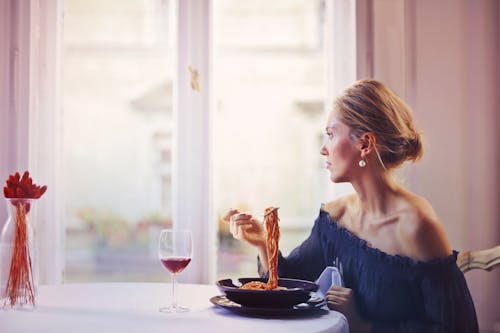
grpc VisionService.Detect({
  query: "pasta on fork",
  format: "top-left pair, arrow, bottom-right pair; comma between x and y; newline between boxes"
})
240,207 -> 285,290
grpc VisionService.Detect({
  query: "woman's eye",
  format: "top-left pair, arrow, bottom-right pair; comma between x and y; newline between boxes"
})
326,132 -> 333,139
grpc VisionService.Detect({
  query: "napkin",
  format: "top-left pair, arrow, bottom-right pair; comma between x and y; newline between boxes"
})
315,266 -> 344,298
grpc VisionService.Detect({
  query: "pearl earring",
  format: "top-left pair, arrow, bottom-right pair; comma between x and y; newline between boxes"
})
358,159 -> 367,168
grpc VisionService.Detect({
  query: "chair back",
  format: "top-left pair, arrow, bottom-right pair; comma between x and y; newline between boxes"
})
457,245 -> 500,273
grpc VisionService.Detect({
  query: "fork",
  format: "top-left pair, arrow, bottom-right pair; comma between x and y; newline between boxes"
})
263,207 -> 279,217
237,207 -> 279,218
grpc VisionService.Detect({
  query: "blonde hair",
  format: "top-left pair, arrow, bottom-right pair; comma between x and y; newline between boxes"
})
334,79 -> 423,168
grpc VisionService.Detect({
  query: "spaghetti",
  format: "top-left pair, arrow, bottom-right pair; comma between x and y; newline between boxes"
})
240,207 -> 282,290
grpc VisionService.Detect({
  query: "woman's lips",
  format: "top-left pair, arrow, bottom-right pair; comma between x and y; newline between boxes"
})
325,161 -> 332,168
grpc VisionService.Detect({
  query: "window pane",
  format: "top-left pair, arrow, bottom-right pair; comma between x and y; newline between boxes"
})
63,0 -> 175,282
213,0 -> 327,279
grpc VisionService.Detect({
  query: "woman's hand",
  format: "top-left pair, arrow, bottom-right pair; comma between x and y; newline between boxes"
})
222,209 -> 266,248
326,286 -> 372,333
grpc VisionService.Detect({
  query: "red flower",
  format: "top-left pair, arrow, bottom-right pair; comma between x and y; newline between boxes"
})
3,171 -> 47,199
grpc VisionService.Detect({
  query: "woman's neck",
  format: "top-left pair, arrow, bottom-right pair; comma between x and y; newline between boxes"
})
351,171 -> 400,219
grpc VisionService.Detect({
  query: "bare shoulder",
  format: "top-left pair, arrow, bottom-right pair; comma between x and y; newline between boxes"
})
323,194 -> 357,221
397,192 -> 452,261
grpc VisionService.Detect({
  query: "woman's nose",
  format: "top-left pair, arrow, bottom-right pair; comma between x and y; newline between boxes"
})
320,144 -> 328,156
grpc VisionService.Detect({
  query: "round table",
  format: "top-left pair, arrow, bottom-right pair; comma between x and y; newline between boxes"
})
0,283 -> 349,333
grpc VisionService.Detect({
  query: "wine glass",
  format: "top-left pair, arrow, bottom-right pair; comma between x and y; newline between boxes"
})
158,229 -> 193,313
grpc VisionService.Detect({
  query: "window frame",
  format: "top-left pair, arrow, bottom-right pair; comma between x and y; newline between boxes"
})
0,0 -> 363,284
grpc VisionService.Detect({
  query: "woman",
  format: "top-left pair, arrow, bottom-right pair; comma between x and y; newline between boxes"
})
224,79 -> 478,333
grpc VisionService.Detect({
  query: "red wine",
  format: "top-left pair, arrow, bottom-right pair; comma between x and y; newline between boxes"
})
161,257 -> 191,274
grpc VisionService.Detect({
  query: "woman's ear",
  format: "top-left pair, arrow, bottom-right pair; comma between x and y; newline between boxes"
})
358,132 -> 377,156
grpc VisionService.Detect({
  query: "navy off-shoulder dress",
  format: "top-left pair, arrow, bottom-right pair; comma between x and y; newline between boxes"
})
259,209 -> 478,333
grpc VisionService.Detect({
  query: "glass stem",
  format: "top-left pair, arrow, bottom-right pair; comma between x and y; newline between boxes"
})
171,273 -> 177,309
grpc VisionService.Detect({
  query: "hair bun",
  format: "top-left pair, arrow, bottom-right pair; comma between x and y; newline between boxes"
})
405,134 -> 423,162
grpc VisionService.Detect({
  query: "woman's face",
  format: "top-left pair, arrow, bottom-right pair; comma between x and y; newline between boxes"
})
320,114 -> 361,183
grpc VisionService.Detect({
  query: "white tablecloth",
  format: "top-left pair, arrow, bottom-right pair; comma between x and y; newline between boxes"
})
0,283 -> 349,333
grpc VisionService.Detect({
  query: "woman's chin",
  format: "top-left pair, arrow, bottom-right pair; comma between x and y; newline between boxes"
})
329,172 -> 349,183
329,174 -> 341,183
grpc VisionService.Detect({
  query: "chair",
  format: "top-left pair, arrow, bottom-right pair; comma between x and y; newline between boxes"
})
458,245 -> 500,332
457,245 -> 500,273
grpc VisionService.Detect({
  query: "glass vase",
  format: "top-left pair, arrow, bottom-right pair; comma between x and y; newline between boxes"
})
0,198 -> 39,309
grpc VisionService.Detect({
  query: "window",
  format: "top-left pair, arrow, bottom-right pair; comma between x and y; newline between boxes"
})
213,0 -> 328,279
63,0 -> 176,282
2,0 -> 356,284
